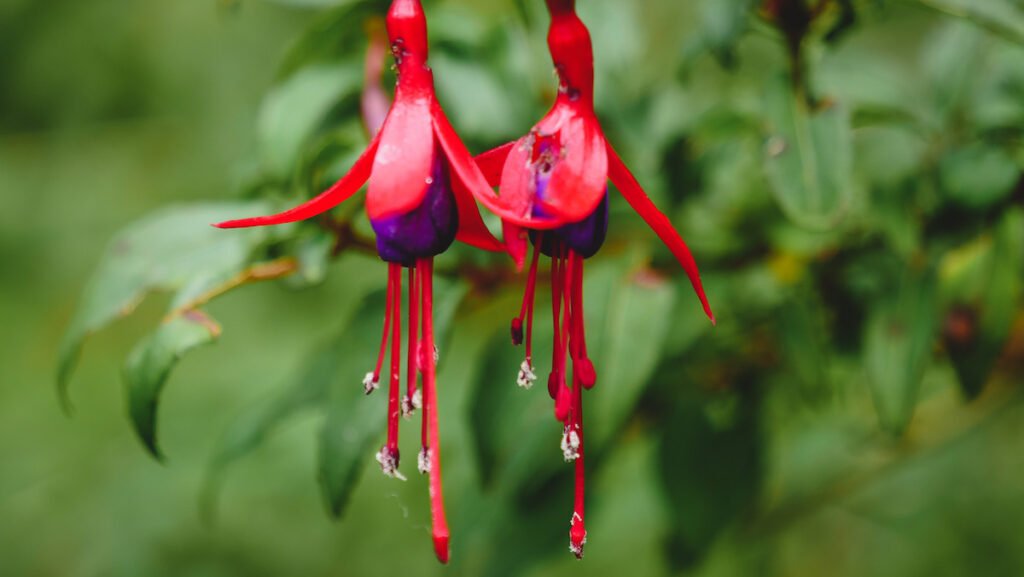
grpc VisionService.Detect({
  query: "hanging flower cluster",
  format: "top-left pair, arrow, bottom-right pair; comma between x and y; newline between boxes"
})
216,0 -> 712,564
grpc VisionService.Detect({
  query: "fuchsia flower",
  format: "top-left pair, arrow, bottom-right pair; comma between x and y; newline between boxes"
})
466,0 -> 715,558
215,0 -> 506,563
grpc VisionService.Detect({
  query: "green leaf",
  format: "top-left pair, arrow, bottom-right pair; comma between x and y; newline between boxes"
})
776,292 -> 830,401
917,0 -> 1024,47
201,289 -> 381,520
863,265 -> 939,434
260,0 -> 364,8
657,390 -> 762,569
685,0 -> 756,67
319,277 -> 468,516
923,19 -> 985,121
315,290 -> 389,517
258,63 -> 362,178
939,143 -> 1019,209
586,254 -> 678,448
942,209 -> 1024,398
125,311 -> 222,459
284,229 -> 335,289
203,277 -> 467,519
57,202 -> 272,411
274,0 -> 389,80
763,78 -> 855,229
468,251 -> 675,495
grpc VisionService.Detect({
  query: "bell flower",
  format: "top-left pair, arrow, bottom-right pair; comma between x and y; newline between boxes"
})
467,0 -> 715,558
215,0 -> 504,563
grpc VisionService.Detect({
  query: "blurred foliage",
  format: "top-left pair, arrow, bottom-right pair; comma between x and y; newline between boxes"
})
1,0 -> 1022,575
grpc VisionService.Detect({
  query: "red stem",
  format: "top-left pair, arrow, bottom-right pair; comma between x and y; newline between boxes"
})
405,266 -> 420,416
419,258 -> 450,563
386,263 -> 403,455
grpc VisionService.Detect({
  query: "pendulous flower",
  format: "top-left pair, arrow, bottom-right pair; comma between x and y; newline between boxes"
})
466,0 -> 715,559
215,0 -> 505,563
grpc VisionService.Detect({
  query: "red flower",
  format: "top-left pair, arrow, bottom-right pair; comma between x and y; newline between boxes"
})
215,0 -> 505,563
467,0 -> 715,558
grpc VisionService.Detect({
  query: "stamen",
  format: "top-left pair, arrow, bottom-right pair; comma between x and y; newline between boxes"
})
554,246 -> 574,423
549,249 -> 564,403
517,359 -> 537,389
404,266 -> 420,418
524,239 -> 541,362
570,252 -> 596,389
418,257 -> 450,564
375,446 -> 406,481
417,447 -> 431,474
560,424 -> 581,461
512,239 -> 542,344
367,264 -> 395,394
568,374 -> 587,559
363,372 -> 379,395
385,263 -> 402,467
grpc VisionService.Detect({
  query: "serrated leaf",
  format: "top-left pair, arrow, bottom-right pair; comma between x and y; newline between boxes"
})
57,202 -> 272,411
125,311 -> 222,458
863,265 -> 939,434
259,63 -> 362,178
763,78 -> 854,229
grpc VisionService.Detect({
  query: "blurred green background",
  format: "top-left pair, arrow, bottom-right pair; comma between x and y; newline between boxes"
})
2,0 -> 1023,576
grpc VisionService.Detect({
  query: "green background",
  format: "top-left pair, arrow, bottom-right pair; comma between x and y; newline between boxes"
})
2,0 -> 1023,576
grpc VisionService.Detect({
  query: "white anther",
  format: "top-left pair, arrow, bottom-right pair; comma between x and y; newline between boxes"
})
561,426 -> 581,462
569,513 -> 588,557
363,372 -> 379,395
433,345 -> 439,363
375,447 -> 406,481
417,447 -> 431,475
516,359 -> 537,389
401,395 -> 415,418
411,388 -> 422,410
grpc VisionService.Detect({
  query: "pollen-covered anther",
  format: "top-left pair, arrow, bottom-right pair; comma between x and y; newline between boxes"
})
363,372 -> 380,395
417,447 -> 431,475
560,426 -> 581,462
375,446 -> 406,481
516,359 -> 537,389
569,512 -> 587,559
402,388 -> 423,418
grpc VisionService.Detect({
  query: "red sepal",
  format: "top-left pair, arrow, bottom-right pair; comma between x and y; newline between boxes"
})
536,111 -> 607,223
606,143 -> 715,324
366,92 -> 435,221
475,142 -> 514,186
434,105 -> 566,231
429,101 -> 503,251
214,133 -> 381,229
